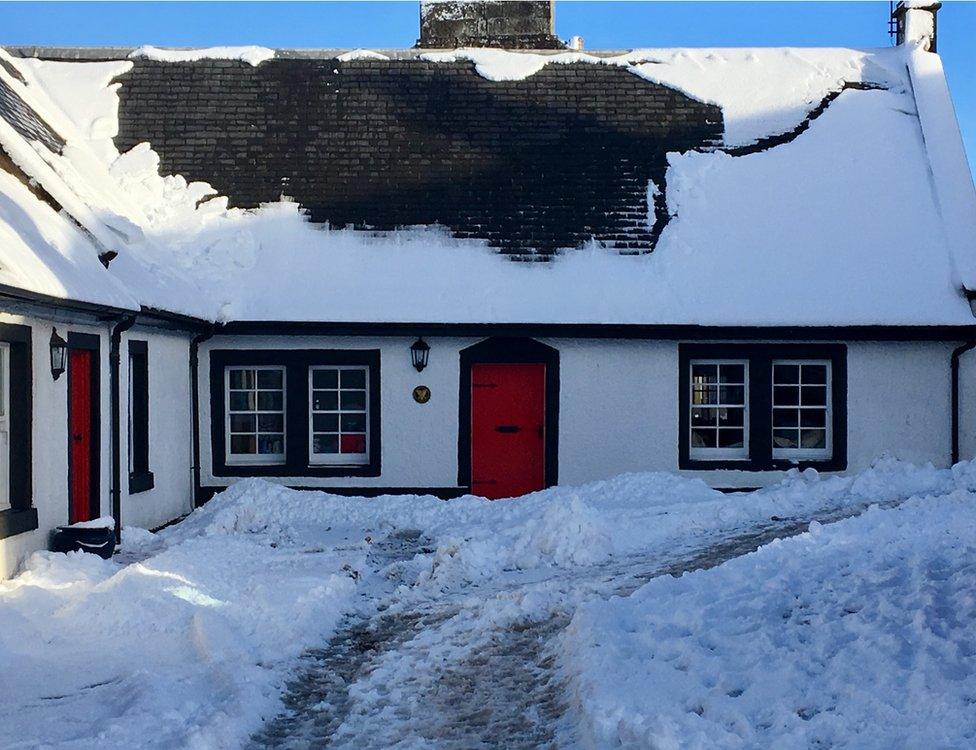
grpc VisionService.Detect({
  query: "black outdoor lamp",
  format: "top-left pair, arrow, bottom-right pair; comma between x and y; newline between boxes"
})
50,328 -> 67,381
410,337 -> 430,372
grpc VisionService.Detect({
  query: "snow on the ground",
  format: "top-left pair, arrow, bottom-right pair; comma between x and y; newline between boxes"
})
0,459 -> 961,748
562,463 -> 976,749
129,45 -> 276,66
0,520 -> 362,748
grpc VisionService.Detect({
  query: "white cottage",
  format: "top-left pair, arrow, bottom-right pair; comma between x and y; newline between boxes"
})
0,1 -> 974,576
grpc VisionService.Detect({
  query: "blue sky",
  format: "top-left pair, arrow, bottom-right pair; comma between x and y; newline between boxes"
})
1,1 -> 973,175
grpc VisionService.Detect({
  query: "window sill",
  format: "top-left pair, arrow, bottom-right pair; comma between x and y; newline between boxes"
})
212,462 -> 381,478
680,456 -> 847,473
128,471 -> 155,495
0,506 -> 38,540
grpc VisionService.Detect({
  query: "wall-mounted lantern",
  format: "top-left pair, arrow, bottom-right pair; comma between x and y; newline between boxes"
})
410,337 -> 430,372
50,328 -> 68,381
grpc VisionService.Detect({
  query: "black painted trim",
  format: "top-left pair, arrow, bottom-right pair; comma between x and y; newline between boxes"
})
216,320 -> 976,342
126,339 -> 152,494
197,485 -> 464,504
209,349 -> 381,478
678,343 -> 848,472
0,507 -> 38,540
457,337 -> 559,493
0,323 -> 32,531
67,332 -> 101,523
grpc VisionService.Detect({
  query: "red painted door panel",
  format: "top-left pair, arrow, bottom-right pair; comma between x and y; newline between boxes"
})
69,349 -> 93,524
471,363 -> 545,500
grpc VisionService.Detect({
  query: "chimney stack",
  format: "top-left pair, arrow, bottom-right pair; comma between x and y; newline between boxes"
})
416,1 -> 565,50
891,1 -> 941,52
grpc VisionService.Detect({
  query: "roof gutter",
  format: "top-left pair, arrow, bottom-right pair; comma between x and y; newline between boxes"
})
110,314 -> 136,544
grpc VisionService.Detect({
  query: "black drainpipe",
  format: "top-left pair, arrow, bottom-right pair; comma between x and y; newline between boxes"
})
950,340 -> 976,466
190,326 -> 217,507
110,314 -> 137,543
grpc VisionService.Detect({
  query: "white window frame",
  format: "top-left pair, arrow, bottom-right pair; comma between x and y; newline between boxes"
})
0,344 -> 8,510
688,358 -> 750,461
224,365 -> 287,466
308,365 -> 370,466
771,359 -> 832,461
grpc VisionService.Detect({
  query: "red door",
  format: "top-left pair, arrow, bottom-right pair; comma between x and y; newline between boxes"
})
471,363 -> 546,500
68,349 -> 94,523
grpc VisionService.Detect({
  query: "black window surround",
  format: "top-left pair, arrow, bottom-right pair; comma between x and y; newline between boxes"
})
127,340 -> 154,494
209,349 -> 381,478
0,323 -> 33,540
678,343 -> 847,472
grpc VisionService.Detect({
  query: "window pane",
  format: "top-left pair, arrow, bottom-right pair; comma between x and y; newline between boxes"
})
718,429 -> 744,449
229,369 -> 254,389
773,429 -> 799,449
691,428 -> 716,448
340,434 -> 367,454
230,435 -> 256,454
801,429 -> 826,449
719,385 -> 744,405
719,407 -> 744,427
719,364 -> 744,384
230,414 -> 256,433
257,391 -> 284,411
257,370 -> 283,389
773,386 -> 799,406
692,385 -> 717,405
229,392 -> 256,411
773,409 -> 798,428
691,364 -> 717,383
691,407 -> 717,427
801,386 -> 826,407
803,364 -> 828,384
773,364 -> 799,384
341,369 -> 366,388
313,434 -> 339,454
313,413 -> 339,432
313,391 -> 339,411
312,369 -> 338,389
800,410 -> 826,428
341,413 -> 367,432
258,414 -> 284,432
258,434 -> 285,454
340,391 -> 367,411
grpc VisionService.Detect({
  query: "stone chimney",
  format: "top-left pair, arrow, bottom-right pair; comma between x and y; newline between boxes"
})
416,1 -> 565,49
891,1 -> 941,53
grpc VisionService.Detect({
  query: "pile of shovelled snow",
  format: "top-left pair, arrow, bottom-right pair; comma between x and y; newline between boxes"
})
561,463 -> 976,748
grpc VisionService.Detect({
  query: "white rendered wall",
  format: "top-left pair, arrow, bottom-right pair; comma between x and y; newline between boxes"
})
0,313 -> 112,579
119,328 -> 194,531
200,336 -> 958,494
198,336 -> 475,490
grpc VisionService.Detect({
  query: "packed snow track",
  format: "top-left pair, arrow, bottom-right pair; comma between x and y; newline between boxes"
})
249,507 -> 868,749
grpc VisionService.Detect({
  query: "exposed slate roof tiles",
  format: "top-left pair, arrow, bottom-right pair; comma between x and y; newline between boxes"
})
0,76 -> 64,154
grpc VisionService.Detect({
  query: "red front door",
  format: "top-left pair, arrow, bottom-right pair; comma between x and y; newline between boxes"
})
68,349 -> 95,523
471,363 -> 546,500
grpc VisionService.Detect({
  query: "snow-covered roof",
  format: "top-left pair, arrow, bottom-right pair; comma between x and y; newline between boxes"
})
0,43 -> 973,327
